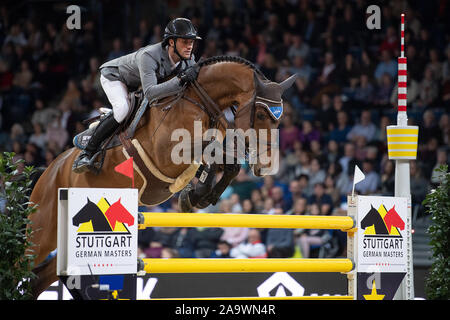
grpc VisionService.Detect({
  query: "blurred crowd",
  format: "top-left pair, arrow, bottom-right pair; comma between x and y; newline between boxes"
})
0,0 -> 449,260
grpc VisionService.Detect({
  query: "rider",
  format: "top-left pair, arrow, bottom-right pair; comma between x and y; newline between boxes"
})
72,18 -> 202,173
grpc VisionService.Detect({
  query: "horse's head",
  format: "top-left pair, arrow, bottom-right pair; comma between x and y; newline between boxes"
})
384,205 -> 405,232
360,204 -> 377,230
234,73 -> 297,176
72,198 -> 97,226
104,197 -> 135,230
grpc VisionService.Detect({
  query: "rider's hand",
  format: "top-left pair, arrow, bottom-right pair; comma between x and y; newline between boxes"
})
178,65 -> 199,85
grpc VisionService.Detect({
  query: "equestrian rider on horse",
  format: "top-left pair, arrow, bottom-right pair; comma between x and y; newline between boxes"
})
72,18 -> 202,173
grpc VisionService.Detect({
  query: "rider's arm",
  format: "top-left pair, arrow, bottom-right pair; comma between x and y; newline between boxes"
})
139,52 -> 183,102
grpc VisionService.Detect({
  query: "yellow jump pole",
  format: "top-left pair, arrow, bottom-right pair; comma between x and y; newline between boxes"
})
139,212 -> 355,231
141,258 -> 354,274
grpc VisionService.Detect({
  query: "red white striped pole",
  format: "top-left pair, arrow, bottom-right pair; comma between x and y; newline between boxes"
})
397,13 -> 408,124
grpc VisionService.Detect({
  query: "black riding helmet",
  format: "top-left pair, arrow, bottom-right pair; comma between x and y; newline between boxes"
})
163,18 -> 201,60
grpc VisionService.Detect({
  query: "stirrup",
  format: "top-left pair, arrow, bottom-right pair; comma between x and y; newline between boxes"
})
73,149 -> 106,175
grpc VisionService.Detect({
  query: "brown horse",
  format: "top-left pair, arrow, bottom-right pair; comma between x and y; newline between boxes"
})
28,55 -> 296,298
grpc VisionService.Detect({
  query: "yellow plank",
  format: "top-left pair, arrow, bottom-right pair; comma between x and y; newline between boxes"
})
142,258 -> 354,273
140,212 -> 355,231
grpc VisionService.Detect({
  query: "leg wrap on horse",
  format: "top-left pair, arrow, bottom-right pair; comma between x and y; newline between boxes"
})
189,163 -> 217,209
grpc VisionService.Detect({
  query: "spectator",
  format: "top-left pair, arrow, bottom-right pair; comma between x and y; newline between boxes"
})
430,148 -> 449,186
315,93 -> 335,132
426,48 -> 442,82
266,208 -> 295,258
212,240 -> 232,258
287,35 -> 310,61
230,229 -> 267,258
280,115 -> 300,154
374,50 -> 397,83
250,189 -> 264,213
324,174 -> 340,208
241,199 -> 255,214
373,73 -> 394,108
329,111 -> 351,144
161,247 -> 179,259
45,114 -> 69,152
416,66 -> 439,108
339,142 -> 356,176
346,110 -> 377,142
380,160 -> 395,196
194,227 -> 224,258
107,38 -> 126,61
262,197 -> 276,214
172,227 -> 198,258
420,110 -> 442,146
353,74 -> 375,106
308,182 -> 333,216
28,123 -> 47,151
308,158 -> 326,190
326,139 -> 341,164
289,55 -> 312,85
12,60 -> 32,90
296,203 -> 327,258
339,53 -> 360,88
410,161 -> 429,206
299,120 -> 320,150
287,197 -> 308,215
438,113 -> 449,146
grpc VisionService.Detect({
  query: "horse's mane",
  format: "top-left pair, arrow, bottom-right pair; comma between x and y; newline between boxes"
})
197,55 -> 268,80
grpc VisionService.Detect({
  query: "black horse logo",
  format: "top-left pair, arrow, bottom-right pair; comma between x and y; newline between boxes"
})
360,204 -> 389,235
72,198 -> 112,232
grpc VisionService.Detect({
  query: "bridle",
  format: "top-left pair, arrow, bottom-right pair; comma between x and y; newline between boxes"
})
179,75 -> 282,164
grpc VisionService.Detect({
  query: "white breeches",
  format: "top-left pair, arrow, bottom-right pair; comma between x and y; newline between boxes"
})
100,74 -> 130,123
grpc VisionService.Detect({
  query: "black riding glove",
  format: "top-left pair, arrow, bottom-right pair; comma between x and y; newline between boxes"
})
178,65 -> 199,85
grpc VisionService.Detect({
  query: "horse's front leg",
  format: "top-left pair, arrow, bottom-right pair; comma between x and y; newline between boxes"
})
197,163 -> 241,208
178,162 -> 241,211
178,163 -> 217,212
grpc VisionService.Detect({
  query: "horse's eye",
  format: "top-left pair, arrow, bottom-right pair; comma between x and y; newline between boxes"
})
257,112 -> 267,121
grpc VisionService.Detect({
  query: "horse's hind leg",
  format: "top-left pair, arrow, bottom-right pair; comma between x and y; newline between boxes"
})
31,255 -> 58,299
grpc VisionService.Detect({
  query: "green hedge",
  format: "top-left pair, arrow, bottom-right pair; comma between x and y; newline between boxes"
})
0,152 -> 37,300
423,164 -> 450,300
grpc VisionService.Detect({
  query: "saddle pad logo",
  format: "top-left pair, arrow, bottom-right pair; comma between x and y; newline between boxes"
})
72,197 -> 135,234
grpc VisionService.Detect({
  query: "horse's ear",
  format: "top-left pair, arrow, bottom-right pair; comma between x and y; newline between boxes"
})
279,73 -> 297,94
254,72 -> 265,92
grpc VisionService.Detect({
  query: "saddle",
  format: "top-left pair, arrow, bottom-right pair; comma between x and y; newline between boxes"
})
73,90 -> 148,152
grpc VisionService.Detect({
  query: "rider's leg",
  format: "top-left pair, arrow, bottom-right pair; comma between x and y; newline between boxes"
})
72,75 -> 130,173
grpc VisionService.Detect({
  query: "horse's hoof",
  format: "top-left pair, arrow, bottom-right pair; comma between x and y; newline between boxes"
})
178,183 -> 194,213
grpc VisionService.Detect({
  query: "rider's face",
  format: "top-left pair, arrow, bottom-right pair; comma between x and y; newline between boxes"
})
170,38 -> 194,60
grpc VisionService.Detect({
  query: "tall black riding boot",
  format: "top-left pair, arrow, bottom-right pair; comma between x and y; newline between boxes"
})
72,113 -> 120,173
